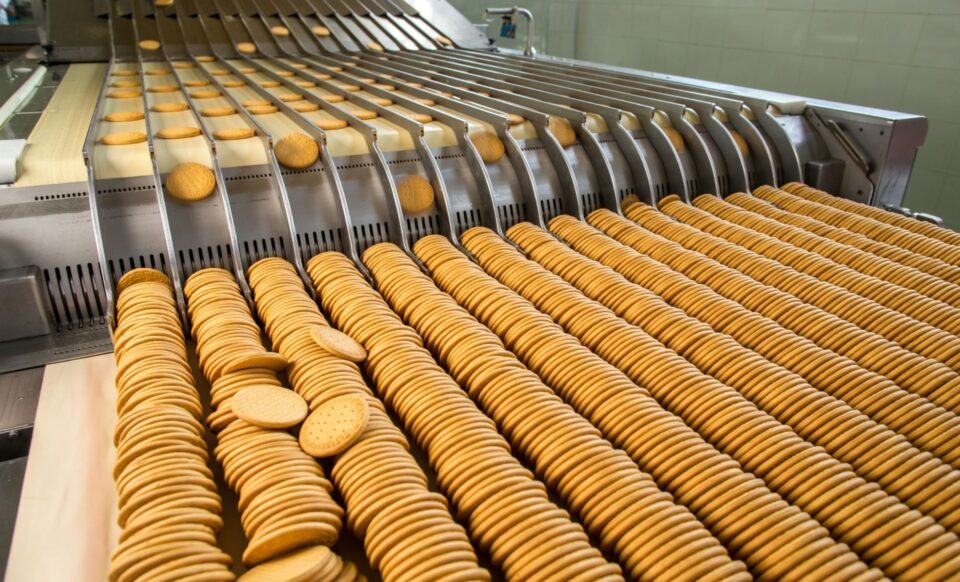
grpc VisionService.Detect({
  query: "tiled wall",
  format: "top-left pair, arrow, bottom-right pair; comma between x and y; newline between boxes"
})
446,0 -> 960,228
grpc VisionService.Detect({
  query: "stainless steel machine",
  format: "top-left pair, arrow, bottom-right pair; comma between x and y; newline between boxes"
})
0,0 -> 928,373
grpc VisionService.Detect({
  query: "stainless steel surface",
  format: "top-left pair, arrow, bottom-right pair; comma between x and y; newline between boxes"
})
0,367 -> 42,458
0,267 -> 54,343
0,457 -> 28,580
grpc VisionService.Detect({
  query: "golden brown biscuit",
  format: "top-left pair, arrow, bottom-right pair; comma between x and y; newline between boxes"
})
117,268 -> 171,293
366,41 -> 384,52
184,79 -> 211,87
311,25 -> 330,37
148,85 -> 179,93
111,80 -> 141,88
213,127 -> 255,140
295,81 -> 317,88
278,93 -> 304,102
507,113 -> 524,125
237,66 -> 256,74
222,80 -> 246,88
138,39 -> 161,51
236,42 -> 257,54
154,0 -> 173,6
102,132 -> 148,146
662,126 -> 685,153
196,55 -> 216,62
190,89 -> 221,99
112,70 -> 139,77
396,175 -> 434,213
172,61 -> 195,69
470,132 -> 505,163
299,394 -> 369,457
409,113 -> 433,123
259,80 -> 281,88
165,162 -> 216,201
274,133 -> 319,169
247,105 -> 278,115
210,69 -> 230,76
315,119 -> 347,130
270,26 -> 290,36
436,35 -> 452,46
156,127 -> 202,139
105,111 -> 145,122
309,326 -> 366,362
152,102 -> 189,113
292,102 -> 320,113
231,385 -> 308,429
201,106 -> 236,117
243,99 -> 272,108
145,69 -> 169,77
108,90 -> 142,99
547,116 -> 576,147
352,109 -> 377,120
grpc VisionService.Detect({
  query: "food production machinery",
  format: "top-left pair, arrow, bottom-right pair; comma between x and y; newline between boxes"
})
0,0 -> 928,373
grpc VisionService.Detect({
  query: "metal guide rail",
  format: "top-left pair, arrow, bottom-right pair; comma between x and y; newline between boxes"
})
0,0 -> 927,371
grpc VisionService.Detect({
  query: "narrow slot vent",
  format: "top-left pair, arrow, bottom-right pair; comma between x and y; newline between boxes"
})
179,245 -> 232,278
244,237 -> 287,266
454,209 -> 481,236
540,197 -> 563,222
298,228 -> 344,259
497,202 -> 526,230
353,222 -> 390,254
405,214 -> 440,247
581,192 -> 602,214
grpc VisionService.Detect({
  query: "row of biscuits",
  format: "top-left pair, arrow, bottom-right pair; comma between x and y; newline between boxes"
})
109,269 -> 235,582
349,245 -> 750,580
740,188 -> 960,284
503,222 -> 960,528
550,212 -> 960,469
623,198 -> 960,374
309,250 -> 625,581
245,257 -> 490,581
425,230 -> 960,580
596,204 -> 960,415
780,182 -> 960,261
694,194 -> 960,306
406,236 -> 879,580
183,267 -> 356,575
670,195 -> 960,332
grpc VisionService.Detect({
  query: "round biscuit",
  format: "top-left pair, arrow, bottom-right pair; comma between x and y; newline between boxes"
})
236,42 -> 257,54
117,268 -> 172,293
165,162 -> 216,201
156,127 -> 202,140
315,118 -> 347,130
213,127 -> 255,140
299,394 -> 369,457
148,85 -> 179,93
111,80 -> 141,88
309,326 -> 366,362
152,102 -> 189,113
108,90 -> 142,99
138,39 -> 161,51
102,132 -> 147,146
396,175 -> 435,213
291,102 -> 320,113
247,105 -> 278,115
104,111 -> 145,122
274,133 -> 319,169
231,385 -> 309,429
312,25 -> 331,37
190,89 -> 221,99
470,132 -> 505,163
436,35 -> 452,46
201,106 -> 236,117
366,41 -> 384,52
270,26 -> 290,36
222,80 -> 246,88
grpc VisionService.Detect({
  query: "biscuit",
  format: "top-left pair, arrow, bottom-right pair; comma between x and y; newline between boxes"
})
259,80 -> 281,88
547,116 -> 576,147
102,132 -> 148,146
295,81 -> 317,88
247,105 -> 278,115
152,102 -> 189,113
662,126 -> 685,153
223,352 -> 289,374
139,39 -> 161,51
276,71 -> 295,78
231,385 -> 308,429
299,394 -> 369,457
274,133 -> 319,169
196,55 -> 216,62
111,80 -> 141,88
436,35 -> 452,46
396,175 -> 435,213
190,89 -> 221,99
309,326 -> 366,362
316,118 -> 347,130
105,111 -> 145,122
117,268 -> 172,293
292,102 -> 320,113
112,69 -> 139,77
237,66 -> 256,74
108,90 -> 142,99
243,99 -> 272,108
730,130 -> 749,155
236,42 -> 258,54
157,127 -> 202,140
145,69 -> 169,77
471,132 -> 505,163
278,93 -> 304,102
416,98 -> 435,106
372,97 -> 393,106
166,162 -> 216,201
184,80 -> 211,87
222,80 -> 246,88
374,83 -> 395,91
172,61 -> 195,69
508,113 -> 524,125
211,69 -> 230,76
312,25 -> 330,37
352,109 -> 377,120
320,95 -> 345,103
270,26 -> 290,36
154,0 -> 173,6
409,113 -> 433,123
338,84 -> 360,92
366,41 -> 384,52
237,545 -> 335,582
291,63 -> 307,69
213,127 -> 255,140
148,85 -> 179,93
201,106 -> 236,117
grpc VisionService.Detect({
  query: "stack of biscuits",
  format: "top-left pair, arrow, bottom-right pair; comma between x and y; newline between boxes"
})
248,257 -> 487,581
109,268 -> 234,582
183,268 -> 354,575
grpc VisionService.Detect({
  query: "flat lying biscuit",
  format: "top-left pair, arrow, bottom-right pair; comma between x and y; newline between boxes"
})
352,109 -> 377,120
292,102 -> 320,113
366,41 -> 384,52
184,79 -> 211,87
210,69 -> 230,76
320,95 -> 344,103
111,80 -> 141,88
270,26 -> 290,36
237,66 -> 256,74
172,61 -> 195,69
311,25 -> 330,37
470,132 -> 505,163
310,326 -> 366,362
259,81 -> 281,88
195,55 -> 216,62
108,90 -> 142,99
299,394 -> 369,457
102,132 -> 148,146
222,80 -> 246,88
152,102 -> 189,113
156,127 -> 202,140
275,71 -> 295,78
315,118 -> 347,130
238,545 -> 335,582
105,111 -> 145,122
201,106 -> 236,117
166,162 -> 216,201
274,133 -> 319,169
144,69 -> 169,76
231,385 -> 308,429
236,42 -> 257,54
295,81 -> 317,88
337,84 -> 360,92
371,97 -> 393,106
436,35 -> 452,46
415,98 -> 435,106
190,89 -> 221,99
112,69 -> 139,77
396,174 -> 434,213
148,85 -> 179,93
291,63 -> 307,69
278,93 -> 303,102
243,99 -> 272,108
409,113 -> 433,123
213,127 -> 255,140
139,39 -> 161,51
154,0 -> 174,6
247,105 -> 278,115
